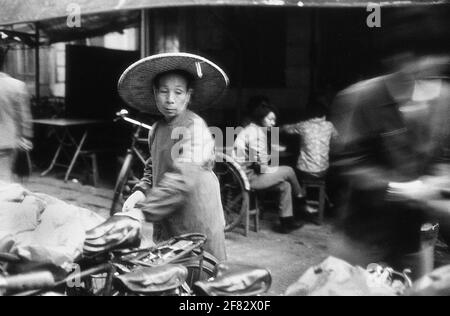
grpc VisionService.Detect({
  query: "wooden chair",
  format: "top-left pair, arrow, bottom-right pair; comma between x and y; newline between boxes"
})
302,177 -> 327,225
245,189 -> 260,236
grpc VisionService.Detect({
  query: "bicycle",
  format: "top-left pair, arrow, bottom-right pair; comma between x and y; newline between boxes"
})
75,233 -> 219,296
111,110 -> 153,216
0,234 -> 217,296
0,234 -> 272,297
213,152 -> 251,233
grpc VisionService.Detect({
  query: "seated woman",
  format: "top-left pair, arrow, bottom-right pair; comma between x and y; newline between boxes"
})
233,100 -> 305,234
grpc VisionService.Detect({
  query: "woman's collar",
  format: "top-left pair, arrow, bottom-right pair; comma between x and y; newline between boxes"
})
165,110 -> 189,126
310,117 -> 326,122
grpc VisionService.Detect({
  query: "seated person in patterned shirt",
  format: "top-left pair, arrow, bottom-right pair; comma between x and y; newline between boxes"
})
281,98 -> 338,220
281,98 -> 338,179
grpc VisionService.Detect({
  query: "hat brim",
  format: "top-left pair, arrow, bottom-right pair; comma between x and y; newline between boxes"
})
118,53 -> 230,115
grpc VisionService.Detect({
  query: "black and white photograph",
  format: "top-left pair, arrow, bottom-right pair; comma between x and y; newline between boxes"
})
0,0 -> 449,300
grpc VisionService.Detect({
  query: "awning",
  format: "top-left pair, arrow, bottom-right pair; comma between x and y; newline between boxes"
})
38,11 -> 140,44
0,0 -> 448,44
0,13 -> 138,45
0,0 -> 448,26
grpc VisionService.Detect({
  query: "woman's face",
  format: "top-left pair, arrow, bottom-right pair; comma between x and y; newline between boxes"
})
154,73 -> 192,120
262,111 -> 277,128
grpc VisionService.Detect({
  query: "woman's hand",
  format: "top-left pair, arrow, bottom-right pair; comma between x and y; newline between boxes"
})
122,191 -> 146,212
18,138 -> 33,151
271,144 -> 287,152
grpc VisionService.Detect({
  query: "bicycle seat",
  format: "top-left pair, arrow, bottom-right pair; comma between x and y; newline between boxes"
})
442,188 -> 450,198
193,262 -> 272,296
83,215 -> 142,257
115,264 -> 188,294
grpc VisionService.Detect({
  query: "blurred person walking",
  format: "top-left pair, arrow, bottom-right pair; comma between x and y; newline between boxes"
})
330,53 -> 450,280
0,46 -> 33,182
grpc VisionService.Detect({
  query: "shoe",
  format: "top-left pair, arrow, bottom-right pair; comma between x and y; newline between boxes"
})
294,198 -> 308,218
302,212 -> 321,226
279,217 -> 305,234
305,205 -> 319,215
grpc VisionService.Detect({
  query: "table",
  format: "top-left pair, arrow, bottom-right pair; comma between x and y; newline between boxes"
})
32,119 -> 104,182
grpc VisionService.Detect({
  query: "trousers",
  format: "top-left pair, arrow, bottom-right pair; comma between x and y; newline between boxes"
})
249,166 -> 303,218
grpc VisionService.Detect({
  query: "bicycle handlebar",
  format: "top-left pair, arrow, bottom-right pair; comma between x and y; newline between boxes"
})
0,253 -> 21,263
0,271 -> 55,292
115,109 -> 153,131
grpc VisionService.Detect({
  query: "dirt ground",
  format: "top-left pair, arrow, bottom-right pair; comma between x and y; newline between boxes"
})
24,174 -> 450,296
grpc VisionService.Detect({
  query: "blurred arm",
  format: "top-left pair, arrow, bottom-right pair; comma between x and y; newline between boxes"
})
331,92 -> 392,192
136,165 -> 192,222
17,83 -> 33,139
282,122 -> 303,135
136,119 -> 212,221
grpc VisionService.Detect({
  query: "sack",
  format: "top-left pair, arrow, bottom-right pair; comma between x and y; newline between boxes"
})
285,257 -> 410,296
407,265 -> 450,296
0,182 -> 106,268
13,150 -> 31,178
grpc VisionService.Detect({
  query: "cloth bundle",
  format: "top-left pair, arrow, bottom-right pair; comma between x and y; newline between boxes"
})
0,182 -> 105,269
285,257 -> 409,296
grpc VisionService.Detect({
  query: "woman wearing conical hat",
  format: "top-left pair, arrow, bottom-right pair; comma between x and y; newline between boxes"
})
85,53 -> 229,261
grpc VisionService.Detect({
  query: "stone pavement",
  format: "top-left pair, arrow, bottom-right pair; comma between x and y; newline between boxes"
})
24,174 -> 450,295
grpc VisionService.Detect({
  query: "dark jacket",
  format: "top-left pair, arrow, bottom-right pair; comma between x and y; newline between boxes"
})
331,76 -> 450,255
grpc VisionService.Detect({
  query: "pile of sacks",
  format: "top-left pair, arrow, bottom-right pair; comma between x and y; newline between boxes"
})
285,257 -> 450,296
0,181 -> 105,270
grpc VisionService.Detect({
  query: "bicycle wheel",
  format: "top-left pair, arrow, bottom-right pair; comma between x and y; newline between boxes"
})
213,153 -> 249,232
111,153 -> 134,216
183,251 -> 219,288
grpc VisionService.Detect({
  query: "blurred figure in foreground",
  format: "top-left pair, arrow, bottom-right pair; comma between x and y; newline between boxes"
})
330,53 -> 450,280
0,46 -> 33,182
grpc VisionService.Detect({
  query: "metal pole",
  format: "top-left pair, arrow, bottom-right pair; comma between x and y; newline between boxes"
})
309,9 -> 318,99
140,9 -> 150,58
34,25 -> 40,103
